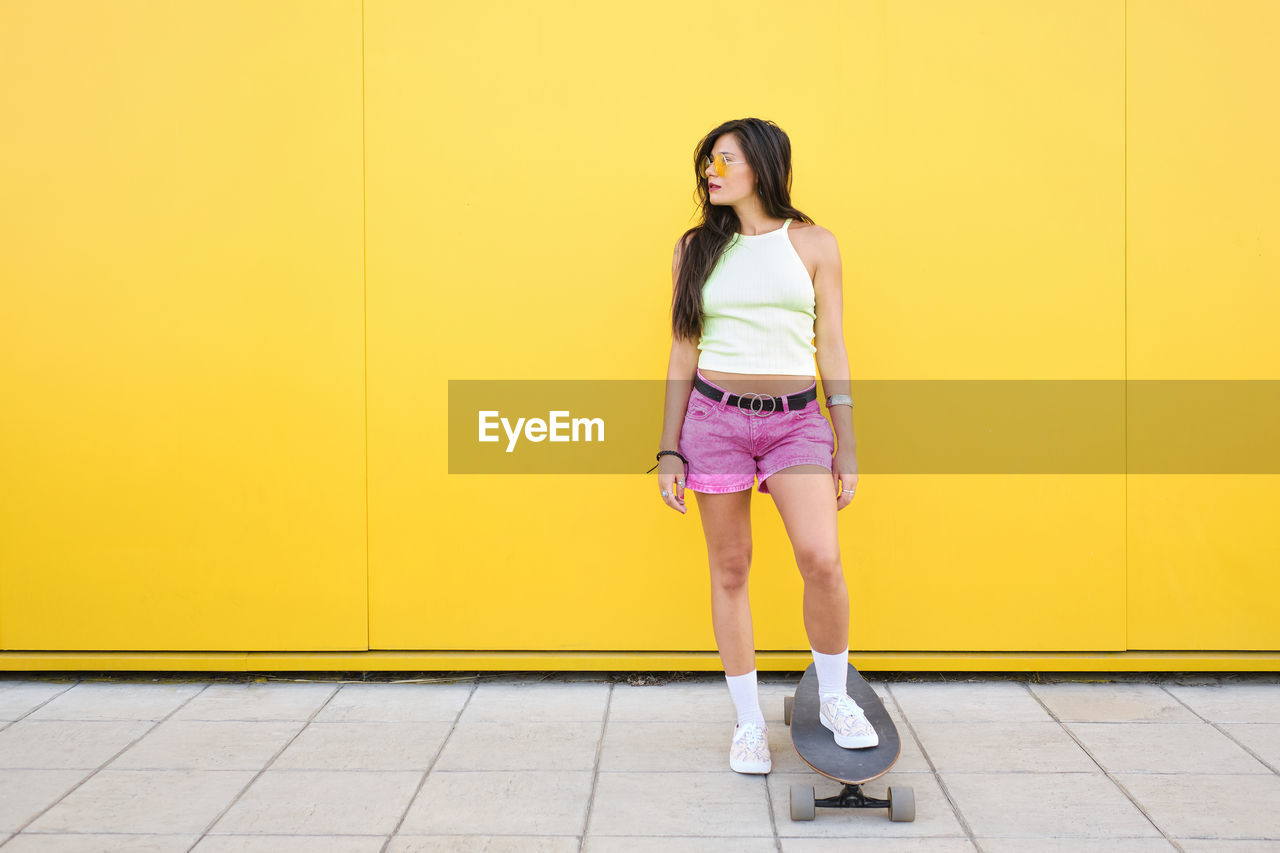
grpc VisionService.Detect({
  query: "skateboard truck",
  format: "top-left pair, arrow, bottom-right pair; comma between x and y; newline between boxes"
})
821,783 -> 889,809
790,781 -> 915,822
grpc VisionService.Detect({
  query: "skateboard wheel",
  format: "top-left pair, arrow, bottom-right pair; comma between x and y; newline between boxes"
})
783,696 -> 794,726
888,785 -> 915,822
789,783 -> 816,821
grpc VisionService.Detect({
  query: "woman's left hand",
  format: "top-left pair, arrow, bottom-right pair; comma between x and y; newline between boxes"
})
832,448 -> 858,510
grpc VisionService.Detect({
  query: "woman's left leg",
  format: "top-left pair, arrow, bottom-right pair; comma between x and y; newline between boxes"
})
762,464 -> 847,654
766,463 -> 880,748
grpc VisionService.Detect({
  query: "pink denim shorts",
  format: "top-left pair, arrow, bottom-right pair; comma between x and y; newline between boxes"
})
677,369 -> 836,495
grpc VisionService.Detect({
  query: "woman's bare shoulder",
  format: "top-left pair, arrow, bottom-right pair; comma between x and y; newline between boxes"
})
789,220 -> 836,243
786,221 -> 838,275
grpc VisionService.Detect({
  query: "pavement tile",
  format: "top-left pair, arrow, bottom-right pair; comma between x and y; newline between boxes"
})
196,838 -> 384,852
1029,683 -> 1199,722
173,683 -> 337,722
978,840 -> 1176,852
390,838 -> 577,853
781,840 -> 977,852
314,683 -> 472,723
434,721 -> 601,771
212,769 -> 421,835
0,682 -> 76,721
1067,722 -> 1271,774
1176,842 -> 1280,852
911,721 -> 1097,773
461,683 -> 609,723
0,720 -> 155,769
589,770 -> 771,837
1115,772 -> 1280,840
0,769 -> 93,833
109,720 -> 304,770
22,683 -> 204,722
1221,723 -> 1280,770
599,720 -> 733,772
877,709 -> 933,774
3,835 -> 199,851
1165,685 -> 1280,723
26,769 -> 256,834
586,839 -> 776,853
889,683 -> 1052,723
939,771 -> 1160,838
399,770 -> 593,836
608,683 -> 737,723
769,770 -> 964,838
270,721 -> 451,771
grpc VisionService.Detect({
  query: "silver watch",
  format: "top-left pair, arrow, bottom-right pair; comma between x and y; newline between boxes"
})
825,394 -> 854,408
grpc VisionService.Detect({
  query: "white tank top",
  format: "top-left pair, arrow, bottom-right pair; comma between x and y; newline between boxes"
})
697,218 -> 817,375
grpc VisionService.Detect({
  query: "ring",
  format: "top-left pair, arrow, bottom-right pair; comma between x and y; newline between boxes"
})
661,489 -> 671,498
842,489 -> 855,494
676,479 -> 684,486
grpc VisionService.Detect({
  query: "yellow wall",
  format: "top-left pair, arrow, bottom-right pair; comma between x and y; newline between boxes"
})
1125,1 -> 1280,650
1,0 -> 1276,667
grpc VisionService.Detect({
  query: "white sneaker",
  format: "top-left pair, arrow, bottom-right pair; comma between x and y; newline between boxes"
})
729,721 -> 772,774
819,693 -> 879,749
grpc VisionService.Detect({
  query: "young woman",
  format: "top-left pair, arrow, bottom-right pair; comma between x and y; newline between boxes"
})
652,117 -> 876,774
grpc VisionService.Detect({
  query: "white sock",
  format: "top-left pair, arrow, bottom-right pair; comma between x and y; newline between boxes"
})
725,669 -> 767,727
812,647 -> 849,698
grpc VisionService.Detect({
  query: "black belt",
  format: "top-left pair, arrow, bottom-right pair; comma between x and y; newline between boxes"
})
693,374 -> 818,416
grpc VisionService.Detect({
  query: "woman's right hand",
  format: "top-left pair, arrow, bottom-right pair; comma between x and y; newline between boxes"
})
657,455 -> 687,514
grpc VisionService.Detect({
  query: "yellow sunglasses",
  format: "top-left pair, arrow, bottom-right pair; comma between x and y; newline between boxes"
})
702,152 -> 741,177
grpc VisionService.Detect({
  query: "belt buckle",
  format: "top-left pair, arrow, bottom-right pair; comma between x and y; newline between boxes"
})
739,392 -> 778,417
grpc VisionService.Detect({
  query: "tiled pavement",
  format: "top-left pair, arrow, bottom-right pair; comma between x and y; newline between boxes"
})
1,672 -> 1279,851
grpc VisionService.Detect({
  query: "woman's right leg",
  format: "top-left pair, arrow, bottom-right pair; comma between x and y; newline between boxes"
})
695,486 -> 771,773
693,487 -> 755,676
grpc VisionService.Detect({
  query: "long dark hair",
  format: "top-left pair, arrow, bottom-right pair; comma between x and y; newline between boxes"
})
671,117 -> 813,342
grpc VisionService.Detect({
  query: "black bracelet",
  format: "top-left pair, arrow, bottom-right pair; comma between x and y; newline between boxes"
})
646,449 -> 687,473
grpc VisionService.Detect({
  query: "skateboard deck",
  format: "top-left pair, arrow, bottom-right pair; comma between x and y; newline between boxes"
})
784,662 -> 915,821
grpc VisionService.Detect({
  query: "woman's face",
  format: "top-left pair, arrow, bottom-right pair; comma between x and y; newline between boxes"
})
704,134 -> 756,205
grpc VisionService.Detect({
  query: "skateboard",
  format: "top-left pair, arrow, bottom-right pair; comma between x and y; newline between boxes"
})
783,662 -> 915,822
